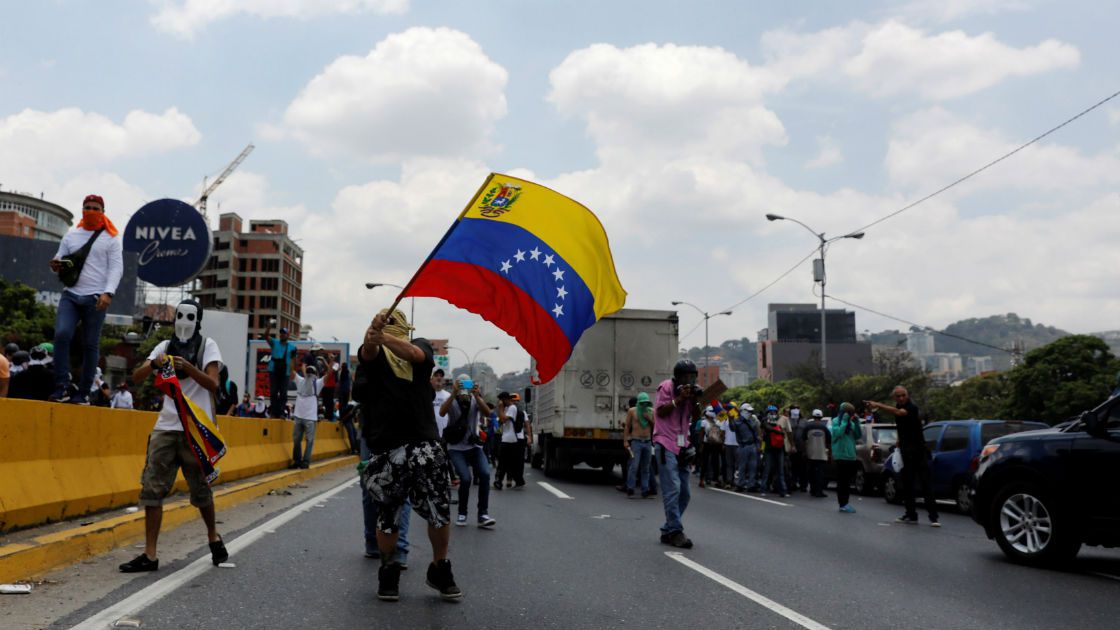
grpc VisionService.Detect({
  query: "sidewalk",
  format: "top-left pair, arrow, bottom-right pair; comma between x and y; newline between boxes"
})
0,454 -> 358,583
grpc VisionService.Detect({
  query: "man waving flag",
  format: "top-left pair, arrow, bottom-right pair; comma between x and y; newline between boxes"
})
399,173 -> 626,383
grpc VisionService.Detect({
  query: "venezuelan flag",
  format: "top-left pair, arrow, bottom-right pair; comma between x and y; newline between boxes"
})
154,361 -> 227,484
402,173 -> 626,383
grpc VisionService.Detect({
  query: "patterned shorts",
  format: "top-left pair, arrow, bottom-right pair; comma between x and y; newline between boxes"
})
361,440 -> 451,533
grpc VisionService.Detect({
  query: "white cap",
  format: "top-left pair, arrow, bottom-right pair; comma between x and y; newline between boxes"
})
741,403 -> 754,412
706,410 -> 716,418
812,409 -> 823,418
310,342 -> 324,351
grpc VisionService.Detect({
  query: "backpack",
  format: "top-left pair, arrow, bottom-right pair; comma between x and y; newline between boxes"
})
513,408 -> 526,434
767,423 -> 785,449
705,421 -> 724,445
442,400 -> 471,445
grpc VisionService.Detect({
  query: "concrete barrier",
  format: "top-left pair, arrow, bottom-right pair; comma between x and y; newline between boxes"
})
0,399 -> 352,532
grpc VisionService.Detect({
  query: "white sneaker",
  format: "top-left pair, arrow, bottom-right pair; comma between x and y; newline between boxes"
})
455,514 -> 467,527
477,514 -> 496,528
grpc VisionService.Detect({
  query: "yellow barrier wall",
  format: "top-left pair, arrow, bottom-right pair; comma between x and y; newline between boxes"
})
0,399 -> 351,532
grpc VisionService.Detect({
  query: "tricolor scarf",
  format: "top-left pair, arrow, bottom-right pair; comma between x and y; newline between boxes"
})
153,359 -> 227,484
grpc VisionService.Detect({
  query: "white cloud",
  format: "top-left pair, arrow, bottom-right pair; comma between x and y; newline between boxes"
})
885,107 -> 1120,193
151,0 -> 408,39
548,42 -> 787,163
280,27 -> 508,162
762,20 -> 1079,100
0,107 -> 200,177
897,0 -> 1032,23
805,136 -> 844,169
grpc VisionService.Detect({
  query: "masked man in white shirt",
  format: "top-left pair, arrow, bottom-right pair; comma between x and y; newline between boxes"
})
291,363 -> 324,469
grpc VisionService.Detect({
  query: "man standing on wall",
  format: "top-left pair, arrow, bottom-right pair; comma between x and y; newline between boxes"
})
48,194 -> 123,404
264,320 -> 296,419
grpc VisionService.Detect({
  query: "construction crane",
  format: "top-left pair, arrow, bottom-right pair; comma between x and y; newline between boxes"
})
195,143 -> 254,223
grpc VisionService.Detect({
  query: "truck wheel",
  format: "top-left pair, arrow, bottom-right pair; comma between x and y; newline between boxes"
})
531,451 -> 544,470
991,482 -> 1080,567
543,439 -> 558,478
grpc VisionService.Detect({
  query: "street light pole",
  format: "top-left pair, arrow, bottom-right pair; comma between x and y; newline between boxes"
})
447,345 -> 500,380
765,213 -> 864,375
364,282 -> 415,338
671,300 -> 733,388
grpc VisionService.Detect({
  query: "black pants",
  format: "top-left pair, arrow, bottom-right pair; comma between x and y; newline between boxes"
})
497,442 -> 524,485
791,452 -> 808,491
835,459 -> 857,507
808,459 -> 827,496
268,370 -> 288,418
703,444 -> 723,483
901,451 -> 939,520
320,386 -> 335,421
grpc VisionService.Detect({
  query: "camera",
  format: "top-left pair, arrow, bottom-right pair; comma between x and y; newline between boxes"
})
676,383 -> 702,398
461,379 -> 474,391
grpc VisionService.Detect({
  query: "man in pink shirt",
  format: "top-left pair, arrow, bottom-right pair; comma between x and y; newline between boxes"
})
653,360 -> 704,549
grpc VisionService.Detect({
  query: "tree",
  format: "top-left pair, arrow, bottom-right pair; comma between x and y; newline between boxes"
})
925,373 -> 1012,421
0,279 -> 56,349
1006,335 -> 1120,424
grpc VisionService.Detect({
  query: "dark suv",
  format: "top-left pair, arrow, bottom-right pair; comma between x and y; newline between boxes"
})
971,394 -> 1120,566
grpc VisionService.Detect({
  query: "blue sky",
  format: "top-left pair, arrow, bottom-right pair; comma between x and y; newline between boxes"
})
2,0 -> 1118,373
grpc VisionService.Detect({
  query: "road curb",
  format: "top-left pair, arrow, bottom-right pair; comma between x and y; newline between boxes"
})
0,455 -> 358,583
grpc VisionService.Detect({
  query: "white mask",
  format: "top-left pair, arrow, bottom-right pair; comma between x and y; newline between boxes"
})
174,303 -> 200,343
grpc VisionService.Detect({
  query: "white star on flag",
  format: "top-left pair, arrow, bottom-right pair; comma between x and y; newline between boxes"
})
543,253 -> 555,267
500,260 -> 512,274
552,304 -> 564,317
553,268 -> 565,281
556,286 -> 567,299
529,247 -> 541,261
514,249 -> 526,262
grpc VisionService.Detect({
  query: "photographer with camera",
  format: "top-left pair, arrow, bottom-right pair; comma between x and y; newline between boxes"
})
653,360 -> 704,549
440,375 -> 497,528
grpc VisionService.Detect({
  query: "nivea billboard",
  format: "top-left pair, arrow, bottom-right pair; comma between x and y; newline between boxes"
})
123,199 -> 212,287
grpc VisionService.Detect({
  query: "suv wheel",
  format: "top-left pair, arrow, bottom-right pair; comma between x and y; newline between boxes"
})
955,482 -> 973,514
991,483 -> 1080,566
883,474 -> 902,505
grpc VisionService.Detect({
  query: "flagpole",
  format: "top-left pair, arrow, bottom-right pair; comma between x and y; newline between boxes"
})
382,173 -> 496,320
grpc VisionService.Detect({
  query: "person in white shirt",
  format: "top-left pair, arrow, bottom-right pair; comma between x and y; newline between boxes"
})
720,410 -> 738,490
48,194 -> 123,404
493,391 -> 525,489
431,369 -> 451,436
111,383 -> 135,409
291,363 -> 324,469
120,300 -> 227,573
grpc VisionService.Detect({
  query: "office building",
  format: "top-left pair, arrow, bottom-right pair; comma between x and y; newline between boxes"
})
907,331 -> 936,357
0,190 -> 73,242
757,303 -> 872,381
192,213 -> 304,339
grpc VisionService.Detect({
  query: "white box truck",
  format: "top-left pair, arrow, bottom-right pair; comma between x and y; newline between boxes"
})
529,308 -> 679,477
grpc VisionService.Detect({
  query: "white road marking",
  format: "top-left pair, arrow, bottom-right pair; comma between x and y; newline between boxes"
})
1089,571 -> 1120,582
70,478 -> 358,630
537,481 -> 574,500
708,486 -> 792,507
665,552 -> 833,630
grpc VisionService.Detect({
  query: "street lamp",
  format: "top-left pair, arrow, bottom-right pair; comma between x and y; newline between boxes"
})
765,213 -> 864,373
447,345 -> 500,379
671,300 -> 732,386
365,282 -> 415,338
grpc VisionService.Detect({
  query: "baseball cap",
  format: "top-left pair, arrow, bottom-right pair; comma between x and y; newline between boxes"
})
741,403 -> 754,412
433,368 -> 445,377
812,409 -> 823,418
310,342 -> 324,351
766,405 -> 778,412
498,391 -> 512,400
279,327 -> 289,335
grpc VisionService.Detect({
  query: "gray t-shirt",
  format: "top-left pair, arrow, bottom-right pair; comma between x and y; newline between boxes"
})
804,420 -> 832,461
445,397 -> 484,451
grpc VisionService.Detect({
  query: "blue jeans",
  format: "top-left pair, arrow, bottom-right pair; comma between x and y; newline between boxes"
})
292,417 -> 316,466
448,447 -> 490,516
736,444 -> 759,489
361,437 -> 409,562
53,291 -> 107,397
764,448 -> 787,495
627,439 -> 653,493
656,444 -> 690,535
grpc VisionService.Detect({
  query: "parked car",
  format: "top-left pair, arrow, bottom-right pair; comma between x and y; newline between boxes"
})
971,395 -> 1120,566
824,423 -> 897,495
883,419 -> 1048,512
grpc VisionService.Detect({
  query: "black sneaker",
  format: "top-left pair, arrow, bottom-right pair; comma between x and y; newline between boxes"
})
209,537 -> 229,566
492,481 -> 503,491
669,531 -> 694,549
378,563 -> 402,601
119,553 -> 159,573
426,559 -> 463,601
896,514 -> 919,525
48,387 -> 70,403
660,532 -> 673,544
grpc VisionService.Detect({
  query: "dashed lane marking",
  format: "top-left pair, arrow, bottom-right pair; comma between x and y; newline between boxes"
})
70,478 -> 358,630
1089,571 -> 1120,582
537,481 -> 574,500
666,552 -> 833,630
707,486 -> 792,507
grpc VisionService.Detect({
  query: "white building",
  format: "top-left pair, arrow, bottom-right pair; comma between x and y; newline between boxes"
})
907,331 -> 935,357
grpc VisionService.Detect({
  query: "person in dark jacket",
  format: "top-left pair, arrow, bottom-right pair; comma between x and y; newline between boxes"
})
732,403 -> 761,492
803,409 -> 832,498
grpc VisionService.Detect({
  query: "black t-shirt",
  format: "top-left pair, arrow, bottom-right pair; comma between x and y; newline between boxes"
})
357,337 -> 439,453
895,401 -> 925,453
